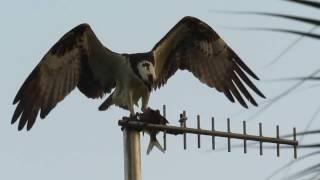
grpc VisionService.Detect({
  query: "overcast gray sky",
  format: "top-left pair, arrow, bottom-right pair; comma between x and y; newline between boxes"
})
1,0 -> 320,179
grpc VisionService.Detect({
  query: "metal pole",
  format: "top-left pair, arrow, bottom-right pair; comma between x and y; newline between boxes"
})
123,128 -> 142,180
243,121 -> 247,154
163,105 -> 167,151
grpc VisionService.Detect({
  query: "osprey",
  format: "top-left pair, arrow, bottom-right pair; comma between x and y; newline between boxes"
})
12,16 -> 265,132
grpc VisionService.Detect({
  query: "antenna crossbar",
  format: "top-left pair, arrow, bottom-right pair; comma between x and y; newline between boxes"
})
118,119 -> 297,146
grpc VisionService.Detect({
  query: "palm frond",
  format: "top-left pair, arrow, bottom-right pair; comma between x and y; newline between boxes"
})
285,0 -> 320,9
213,11 -> 320,26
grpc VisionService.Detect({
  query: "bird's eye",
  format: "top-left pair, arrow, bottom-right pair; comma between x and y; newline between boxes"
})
142,63 -> 150,70
142,63 -> 149,67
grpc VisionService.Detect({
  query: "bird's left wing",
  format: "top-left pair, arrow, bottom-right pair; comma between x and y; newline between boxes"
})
152,16 -> 265,108
12,24 -> 124,130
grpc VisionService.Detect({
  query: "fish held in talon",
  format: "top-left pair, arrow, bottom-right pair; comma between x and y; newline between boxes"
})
138,108 -> 169,154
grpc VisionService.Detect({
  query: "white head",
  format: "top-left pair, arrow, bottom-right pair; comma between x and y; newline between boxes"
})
137,60 -> 156,85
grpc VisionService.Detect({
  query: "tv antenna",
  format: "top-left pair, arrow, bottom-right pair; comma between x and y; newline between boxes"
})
118,105 -> 298,180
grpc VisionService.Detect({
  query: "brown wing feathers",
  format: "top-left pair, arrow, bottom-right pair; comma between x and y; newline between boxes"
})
12,24 -> 109,130
12,54 -> 82,130
153,16 -> 265,108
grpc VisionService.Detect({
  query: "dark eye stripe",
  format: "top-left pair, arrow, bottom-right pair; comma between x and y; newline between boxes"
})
142,63 -> 150,67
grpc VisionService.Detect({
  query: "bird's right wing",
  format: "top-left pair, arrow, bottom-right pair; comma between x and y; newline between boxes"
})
12,24 -> 124,130
152,16 -> 265,108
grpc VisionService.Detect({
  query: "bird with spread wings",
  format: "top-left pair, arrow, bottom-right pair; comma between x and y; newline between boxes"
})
12,16 -> 265,132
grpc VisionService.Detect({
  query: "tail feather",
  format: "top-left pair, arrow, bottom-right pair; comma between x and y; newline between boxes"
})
99,93 -> 113,111
147,136 -> 165,155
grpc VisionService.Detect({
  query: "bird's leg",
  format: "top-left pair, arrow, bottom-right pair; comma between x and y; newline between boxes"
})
128,91 -> 136,118
140,92 -> 151,136
141,92 -> 150,113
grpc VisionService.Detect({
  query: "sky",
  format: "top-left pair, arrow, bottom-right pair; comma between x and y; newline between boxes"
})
1,0 -> 320,179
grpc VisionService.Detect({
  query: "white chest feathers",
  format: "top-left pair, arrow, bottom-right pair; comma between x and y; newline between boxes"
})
111,60 -> 153,111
